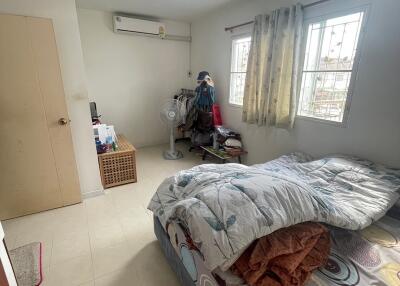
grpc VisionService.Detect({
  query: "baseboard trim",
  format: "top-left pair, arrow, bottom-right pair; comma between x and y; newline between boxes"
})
82,189 -> 105,200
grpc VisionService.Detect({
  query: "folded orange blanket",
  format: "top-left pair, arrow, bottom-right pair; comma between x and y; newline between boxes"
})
231,222 -> 330,286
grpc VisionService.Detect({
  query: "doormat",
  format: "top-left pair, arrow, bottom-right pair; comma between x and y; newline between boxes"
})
9,242 -> 42,286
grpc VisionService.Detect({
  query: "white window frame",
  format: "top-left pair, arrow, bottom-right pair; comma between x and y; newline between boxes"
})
296,6 -> 369,127
229,33 -> 251,107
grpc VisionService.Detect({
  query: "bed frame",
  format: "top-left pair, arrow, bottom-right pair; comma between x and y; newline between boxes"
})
154,216 -> 222,286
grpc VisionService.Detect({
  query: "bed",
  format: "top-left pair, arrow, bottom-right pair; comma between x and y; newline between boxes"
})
149,153 -> 400,286
154,213 -> 400,286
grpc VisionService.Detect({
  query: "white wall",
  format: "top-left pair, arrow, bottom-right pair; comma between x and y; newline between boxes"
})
294,0 -> 400,168
77,9 -> 192,147
0,0 -> 103,195
191,0 -> 400,168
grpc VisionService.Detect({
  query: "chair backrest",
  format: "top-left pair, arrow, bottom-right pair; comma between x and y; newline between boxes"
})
196,110 -> 213,132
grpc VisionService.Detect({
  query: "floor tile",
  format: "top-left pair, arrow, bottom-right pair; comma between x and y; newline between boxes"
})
92,242 -> 132,278
51,230 -> 91,264
52,205 -> 89,240
55,203 -> 86,221
131,241 -> 180,286
47,255 -> 93,286
2,143 -> 202,285
79,281 -> 95,286
88,222 -> 125,251
3,232 -> 17,250
94,268 -> 138,286
15,211 -> 58,235
40,266 -> 51,286
85,195 -> 115,218
122,217 -> 156,250
2,219 -> 21,238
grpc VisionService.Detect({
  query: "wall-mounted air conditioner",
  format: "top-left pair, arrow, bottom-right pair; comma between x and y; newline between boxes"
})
113,16 -> 166,38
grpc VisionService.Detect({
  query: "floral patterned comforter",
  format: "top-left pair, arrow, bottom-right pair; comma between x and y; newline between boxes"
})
148,153 -> 400,271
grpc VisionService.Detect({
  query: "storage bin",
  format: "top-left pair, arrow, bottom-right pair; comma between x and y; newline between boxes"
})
98,135 -> 137,188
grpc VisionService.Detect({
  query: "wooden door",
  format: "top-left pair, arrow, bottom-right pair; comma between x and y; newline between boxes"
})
0,14 -> 81,220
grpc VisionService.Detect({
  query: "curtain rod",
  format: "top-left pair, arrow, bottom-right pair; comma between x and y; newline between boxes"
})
224,0 -> 331,32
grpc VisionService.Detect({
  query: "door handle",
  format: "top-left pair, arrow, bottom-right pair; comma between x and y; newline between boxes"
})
58,118 -> 70,125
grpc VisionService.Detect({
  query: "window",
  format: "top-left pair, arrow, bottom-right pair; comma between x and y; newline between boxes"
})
297,10 -> 365,123
229,35 -> 251,106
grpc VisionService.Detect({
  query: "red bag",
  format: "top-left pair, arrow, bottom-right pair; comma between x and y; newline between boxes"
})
212,104 -> 223,126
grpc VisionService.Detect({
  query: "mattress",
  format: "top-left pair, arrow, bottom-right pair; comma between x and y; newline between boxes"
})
309,214 -> 400,286
149,153 -> 400,271
154,214 -> 400,286
154,216 -> 208,286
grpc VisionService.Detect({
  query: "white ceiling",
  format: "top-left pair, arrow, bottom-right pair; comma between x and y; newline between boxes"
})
75,0 -> 238,22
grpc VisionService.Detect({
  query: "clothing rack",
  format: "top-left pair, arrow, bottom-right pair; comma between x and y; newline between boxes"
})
224,0 -> 332,32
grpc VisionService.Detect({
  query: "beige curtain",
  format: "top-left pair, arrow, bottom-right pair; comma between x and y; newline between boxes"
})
242,4 -> 303,129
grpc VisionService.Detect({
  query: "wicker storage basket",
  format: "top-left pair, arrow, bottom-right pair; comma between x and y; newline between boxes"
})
98,135 -> 137,188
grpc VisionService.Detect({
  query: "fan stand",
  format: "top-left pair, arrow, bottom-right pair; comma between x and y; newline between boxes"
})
163,127 -> 183,160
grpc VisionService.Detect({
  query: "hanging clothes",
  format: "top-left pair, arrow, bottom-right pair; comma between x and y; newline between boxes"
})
184,96 -> 198,130
175,89 -> 197,131
195,81 -> 215,112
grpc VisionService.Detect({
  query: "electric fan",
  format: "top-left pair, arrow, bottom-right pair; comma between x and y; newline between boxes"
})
160,99 -> 184,160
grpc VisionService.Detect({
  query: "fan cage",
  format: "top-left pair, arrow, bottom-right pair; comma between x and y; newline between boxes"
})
160,100 -> 183,127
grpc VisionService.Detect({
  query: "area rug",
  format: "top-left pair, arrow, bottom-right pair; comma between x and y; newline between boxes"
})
9,242 -> 42,286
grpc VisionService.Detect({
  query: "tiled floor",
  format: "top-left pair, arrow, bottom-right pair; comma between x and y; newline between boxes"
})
2,143 -> 207,286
